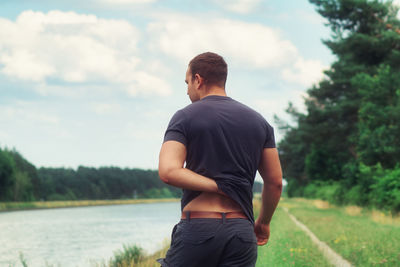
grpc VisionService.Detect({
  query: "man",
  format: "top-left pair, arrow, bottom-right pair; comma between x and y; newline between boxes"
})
157,52 -> 282,267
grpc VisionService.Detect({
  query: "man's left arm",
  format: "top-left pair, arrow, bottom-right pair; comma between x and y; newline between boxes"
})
158,140 -> 221,193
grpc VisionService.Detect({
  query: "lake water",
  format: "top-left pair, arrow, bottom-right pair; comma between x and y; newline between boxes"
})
0,201 -> 181,267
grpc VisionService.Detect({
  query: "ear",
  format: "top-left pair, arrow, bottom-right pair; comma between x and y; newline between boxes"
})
194,74 -> 203,89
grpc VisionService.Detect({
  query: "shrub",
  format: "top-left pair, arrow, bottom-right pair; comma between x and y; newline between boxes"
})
342,185 -> 365,206
287,162 -> 400,213
302,181 -> 341,203
303,182 -> 319,198
369,165 -> 400,212
47,193 -> 67,201
287,179 -> 305,197
143,188 -> 175,199
314,182 -> 340,203
110,244 -> 144,267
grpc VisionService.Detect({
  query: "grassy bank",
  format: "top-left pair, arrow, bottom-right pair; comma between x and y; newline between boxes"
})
283,198 -> 400,266
254,198 -> 332,267
130,197 -> 400,266
0,198 -> 180,212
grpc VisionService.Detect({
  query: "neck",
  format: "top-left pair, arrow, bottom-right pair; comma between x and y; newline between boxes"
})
199,86 -> 227,99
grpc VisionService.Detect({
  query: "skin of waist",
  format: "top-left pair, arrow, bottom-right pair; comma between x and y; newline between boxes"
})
182,192 -> 243,213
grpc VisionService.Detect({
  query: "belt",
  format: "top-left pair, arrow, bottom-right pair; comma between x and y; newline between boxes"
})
181,211 -> 247,220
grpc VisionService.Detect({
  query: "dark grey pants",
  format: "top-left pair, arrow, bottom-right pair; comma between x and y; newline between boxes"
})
157,216 -> 257,267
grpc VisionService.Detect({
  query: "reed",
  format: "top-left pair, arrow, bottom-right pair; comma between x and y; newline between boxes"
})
92,242 -> 169,267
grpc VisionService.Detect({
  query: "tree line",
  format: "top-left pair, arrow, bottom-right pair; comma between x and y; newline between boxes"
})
0,147 -> 263,202
0,148 -> 182,201
277,0 -> 400,212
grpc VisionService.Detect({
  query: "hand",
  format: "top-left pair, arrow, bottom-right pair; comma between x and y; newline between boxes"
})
217,188 -> 229,197
254,219 -> 270,246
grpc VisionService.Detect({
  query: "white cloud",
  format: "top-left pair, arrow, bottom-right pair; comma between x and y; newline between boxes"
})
147,14 -> 298,68
281,58 -> 327,86
147,13 -> 326,87
0,10 -> 171,97
213,0 -> 261,14
127,71 -> 171,97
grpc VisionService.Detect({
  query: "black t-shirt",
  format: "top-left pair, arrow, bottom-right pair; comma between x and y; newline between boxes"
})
163,95 -> 275,223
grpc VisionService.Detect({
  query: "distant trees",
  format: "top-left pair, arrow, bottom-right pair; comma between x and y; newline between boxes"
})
0,147 -> 182,201
278,0 -> 400,212
0,149 -> 15,201
0,148 -> 36,201
37,166 -> 182,201
0,147 -> 264,202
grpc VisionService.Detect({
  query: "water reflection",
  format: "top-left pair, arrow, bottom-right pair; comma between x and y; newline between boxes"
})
0,201 -> 180,267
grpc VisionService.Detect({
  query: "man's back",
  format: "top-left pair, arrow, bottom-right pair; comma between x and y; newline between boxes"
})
165,95 -> 275,222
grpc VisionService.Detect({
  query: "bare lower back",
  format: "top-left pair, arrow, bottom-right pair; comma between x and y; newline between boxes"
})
182,192 -> 243,212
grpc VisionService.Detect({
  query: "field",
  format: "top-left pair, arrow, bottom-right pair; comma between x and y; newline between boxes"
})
275,198 -> 400,266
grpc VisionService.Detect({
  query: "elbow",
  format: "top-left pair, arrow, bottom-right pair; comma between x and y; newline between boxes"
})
275,181 -> 283,193
265,182 -> 283,196
158,168 -> 172,184
268,179 -> 282,192
264,175 -> 283,192
275,176 -> 283,192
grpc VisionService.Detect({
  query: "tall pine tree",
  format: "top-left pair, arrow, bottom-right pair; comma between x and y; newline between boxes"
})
279,0 -> 400,203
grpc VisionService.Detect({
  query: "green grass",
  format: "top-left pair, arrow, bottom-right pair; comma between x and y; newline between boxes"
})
0,198 -> 180,212
254,199 -> 332,267
283,198 -> 400,266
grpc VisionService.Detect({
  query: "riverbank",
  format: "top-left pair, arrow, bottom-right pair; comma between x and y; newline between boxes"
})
0,198 -> 180,212
6,197 -> 399,266
125,197 -> 400,267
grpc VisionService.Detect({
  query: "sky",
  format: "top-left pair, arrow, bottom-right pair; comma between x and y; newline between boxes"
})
0,0 -> 348,170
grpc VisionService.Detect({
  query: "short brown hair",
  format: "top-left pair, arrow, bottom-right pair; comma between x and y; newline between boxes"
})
189,52 -> 228,88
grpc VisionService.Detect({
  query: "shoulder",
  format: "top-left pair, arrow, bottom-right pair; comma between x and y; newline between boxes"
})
232,99 -> 272,126
168,102 -> 201,125
177,99 -> 210,117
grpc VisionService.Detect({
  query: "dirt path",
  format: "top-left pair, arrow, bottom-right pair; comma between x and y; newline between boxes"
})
282,207 -> 353,267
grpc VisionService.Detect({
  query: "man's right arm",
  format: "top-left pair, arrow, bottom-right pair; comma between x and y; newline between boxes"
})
254,147 -> 283,246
